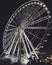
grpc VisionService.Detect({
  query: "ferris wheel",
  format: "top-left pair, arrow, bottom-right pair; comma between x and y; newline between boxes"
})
1,0 -> 52,64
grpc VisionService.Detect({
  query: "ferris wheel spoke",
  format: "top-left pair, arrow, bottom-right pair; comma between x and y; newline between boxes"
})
12,20 -> 17,26
31,36 -> 35,42
27,15 -> 49,26
21,34 -> 29,58
5,34 -> 15,50
27,5 -> 41,21
4,31 -> 14,38
23,31 -> 35,49
25,30 -> 43,40
31,29 -> 40,42
5,33 -> 14,43
25,26 -> 47,30
24,33 -> 31,53
33,8 -> 47,20
5,28 -> 16,32
6,32 -> 18,54
17,43 -> 20,57
35,34 -> 47,50
35,33 -> 47,50
22,5 -> 30,19
18,11 -> 22,22
22,4 -> 35,17
4,29 -> 16,35
35,43 -> 42,50
23,5 -> 36,22
17,35 -> 21,57
23,31 -> 39,59
24,5 -> 41,25
26,8 -> 48,26
12,38 -> 19,55
7,23 -> 17,28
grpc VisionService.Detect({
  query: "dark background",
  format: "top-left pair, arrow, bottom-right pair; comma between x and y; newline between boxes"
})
0,0 -> 52,65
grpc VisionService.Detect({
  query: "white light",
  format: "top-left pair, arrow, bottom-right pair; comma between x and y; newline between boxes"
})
12,15 -> 15,18
43,5 -> 46,7
49,16 -> 51,18
15,13 -> 17,16
31,2 -> 33,5
45,7 -> 48,10
5,55 -> 9,59
28,3 -> 31,6
25,5 -> 27,7
19,8 -> 22,11
10,18 -> 13,21
37,2 -> 39,5
34,2 -> 36,4
21,58 -> 29,65
47,34 -> 50,36
44,40 -> 47,42
40,3 -> 43,6
22,6 -> 25,9
47,11 -> 50,14
18,10 -> 20,13
11,57 -> 18,63
32,55 -> 35,60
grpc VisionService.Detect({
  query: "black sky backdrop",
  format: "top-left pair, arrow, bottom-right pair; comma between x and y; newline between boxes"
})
0,0 -> 52,65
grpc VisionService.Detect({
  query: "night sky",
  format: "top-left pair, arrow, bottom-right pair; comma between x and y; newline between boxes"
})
0,0 -> 52,65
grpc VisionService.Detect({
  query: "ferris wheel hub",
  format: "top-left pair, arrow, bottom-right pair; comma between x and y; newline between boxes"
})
17,26 -> 24,34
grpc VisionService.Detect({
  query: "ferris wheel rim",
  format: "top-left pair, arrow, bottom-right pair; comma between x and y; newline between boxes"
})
3,0 -> 51,51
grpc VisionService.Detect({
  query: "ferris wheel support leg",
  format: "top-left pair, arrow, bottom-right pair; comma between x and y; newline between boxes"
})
24,36 -> 31,53
12,38 -> 19,55
17,44 -> 20,57
23,31 -> 39,59
21,34 -> 30,58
